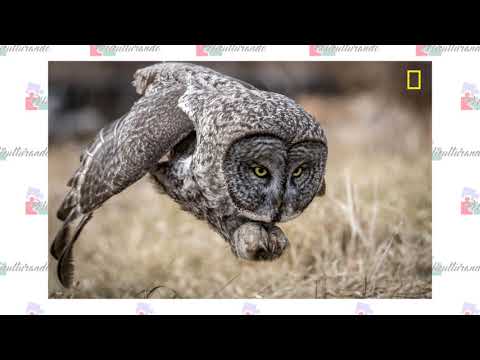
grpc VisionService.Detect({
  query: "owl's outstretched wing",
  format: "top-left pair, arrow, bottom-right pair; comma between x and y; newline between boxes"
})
51,62 -> 255,288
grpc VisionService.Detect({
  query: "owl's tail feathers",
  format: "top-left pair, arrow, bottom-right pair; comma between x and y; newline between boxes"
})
51,188 -> 82,260
52,213 -> 93,288
51,179 -> 93,288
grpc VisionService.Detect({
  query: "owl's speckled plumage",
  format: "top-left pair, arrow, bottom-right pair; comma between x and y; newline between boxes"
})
51,62 -> 328,288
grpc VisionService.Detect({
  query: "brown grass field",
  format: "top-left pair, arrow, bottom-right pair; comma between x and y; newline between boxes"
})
48,92 -> 432,299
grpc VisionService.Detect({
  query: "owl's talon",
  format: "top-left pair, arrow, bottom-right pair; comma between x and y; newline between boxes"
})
231,222 -> 289,261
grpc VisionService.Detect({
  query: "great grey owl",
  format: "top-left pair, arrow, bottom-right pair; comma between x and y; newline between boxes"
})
51,62 -> 328,288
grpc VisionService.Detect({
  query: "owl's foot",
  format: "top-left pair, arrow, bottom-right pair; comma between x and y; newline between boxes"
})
231,222 -> 289,261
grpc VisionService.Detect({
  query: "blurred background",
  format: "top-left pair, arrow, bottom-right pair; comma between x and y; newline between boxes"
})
49,62 -> 431,145
49,62 -> 432,299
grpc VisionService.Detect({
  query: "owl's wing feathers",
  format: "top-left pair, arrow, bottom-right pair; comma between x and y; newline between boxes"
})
52,63 -> 253,287
132,62 -> 257,97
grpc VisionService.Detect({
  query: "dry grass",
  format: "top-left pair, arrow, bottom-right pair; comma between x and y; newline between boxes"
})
48,93 -> 432,299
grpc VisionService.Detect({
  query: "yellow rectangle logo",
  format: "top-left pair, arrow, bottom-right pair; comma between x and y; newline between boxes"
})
407,70 -> 422,90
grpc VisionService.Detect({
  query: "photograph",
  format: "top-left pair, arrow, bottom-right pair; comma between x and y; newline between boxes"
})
48,61 -> 432,299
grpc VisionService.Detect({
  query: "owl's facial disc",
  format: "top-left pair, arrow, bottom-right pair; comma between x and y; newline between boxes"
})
223,135 -> 327,224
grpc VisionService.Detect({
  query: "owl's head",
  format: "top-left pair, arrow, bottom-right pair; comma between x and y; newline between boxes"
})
222,132 -> 327,225
179,83 -> 327,261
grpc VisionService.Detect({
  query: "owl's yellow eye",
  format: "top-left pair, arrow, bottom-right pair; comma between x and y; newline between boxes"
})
292,166 -> 303,177
253,166 -> 269,178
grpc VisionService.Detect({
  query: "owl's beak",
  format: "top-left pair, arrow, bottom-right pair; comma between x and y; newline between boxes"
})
270,194 -> 284,223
